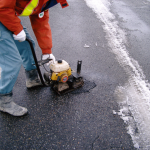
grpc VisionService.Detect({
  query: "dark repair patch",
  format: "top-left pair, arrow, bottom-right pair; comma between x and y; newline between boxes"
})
71,79 -> 96,94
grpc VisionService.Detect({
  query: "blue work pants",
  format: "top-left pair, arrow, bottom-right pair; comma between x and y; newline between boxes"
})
0,22 -> 36,94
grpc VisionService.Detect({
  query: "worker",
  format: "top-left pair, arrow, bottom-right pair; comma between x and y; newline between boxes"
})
0,0 -> 69,116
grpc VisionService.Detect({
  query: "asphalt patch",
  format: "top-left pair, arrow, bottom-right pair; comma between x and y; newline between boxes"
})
70,79 -> 96,94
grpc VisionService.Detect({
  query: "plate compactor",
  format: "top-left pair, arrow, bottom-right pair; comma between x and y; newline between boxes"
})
26,38 -> 84,95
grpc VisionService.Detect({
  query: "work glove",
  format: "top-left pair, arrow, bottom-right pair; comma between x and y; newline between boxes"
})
13,30 -> 26,42
42,54 -> 56,65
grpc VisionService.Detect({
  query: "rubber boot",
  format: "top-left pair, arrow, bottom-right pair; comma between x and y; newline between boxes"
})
25,69 -> 42,88
0,93 -> 28,116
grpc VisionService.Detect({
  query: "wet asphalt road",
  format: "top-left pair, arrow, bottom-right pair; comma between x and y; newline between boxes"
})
1,0 -> 150,149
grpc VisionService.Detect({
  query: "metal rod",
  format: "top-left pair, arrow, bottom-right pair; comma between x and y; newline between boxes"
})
77,60 -> 82,74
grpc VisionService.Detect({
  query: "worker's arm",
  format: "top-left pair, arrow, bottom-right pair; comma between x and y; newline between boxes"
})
57,0 -> 69,8
29,10 -> 52,54
0,0 -> 23,35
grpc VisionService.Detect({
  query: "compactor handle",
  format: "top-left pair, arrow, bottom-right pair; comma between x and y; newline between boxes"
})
26,38 -> 50,86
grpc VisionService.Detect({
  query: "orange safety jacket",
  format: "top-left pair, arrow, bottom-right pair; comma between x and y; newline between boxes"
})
0,0 -> 69,54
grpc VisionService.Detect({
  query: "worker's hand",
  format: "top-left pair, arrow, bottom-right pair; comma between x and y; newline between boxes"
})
13,30 -> 26,42
42,54 -> 56,66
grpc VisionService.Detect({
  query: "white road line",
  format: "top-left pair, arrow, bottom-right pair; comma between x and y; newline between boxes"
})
0,67 -> 1,80
84,0 -> 150,149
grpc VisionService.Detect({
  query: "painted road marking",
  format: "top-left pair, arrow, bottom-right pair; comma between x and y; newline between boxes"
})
84,0 -> 150,149
0,67 -> 1,80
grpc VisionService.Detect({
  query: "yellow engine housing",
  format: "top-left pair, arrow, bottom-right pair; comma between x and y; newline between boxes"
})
51,67 -> 72,82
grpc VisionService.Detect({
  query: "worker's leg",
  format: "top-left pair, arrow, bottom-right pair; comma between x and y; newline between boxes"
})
15,26 -> 42,88
0,22 -> 27,116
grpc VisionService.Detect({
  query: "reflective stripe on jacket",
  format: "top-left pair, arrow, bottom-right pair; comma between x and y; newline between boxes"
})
20,0 -> 39,16
0,0 -> 69,54
20,0 -> 69,16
